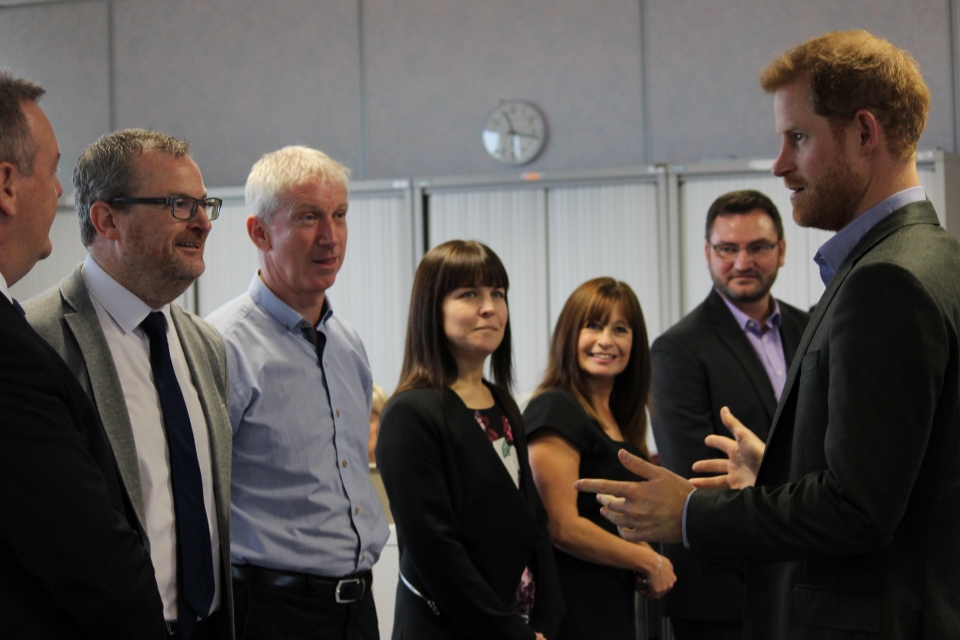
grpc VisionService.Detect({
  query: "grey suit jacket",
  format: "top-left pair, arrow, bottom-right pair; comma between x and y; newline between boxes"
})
24,264 -> 234,638
651,289 -> 809,622
687,201 -> 960,639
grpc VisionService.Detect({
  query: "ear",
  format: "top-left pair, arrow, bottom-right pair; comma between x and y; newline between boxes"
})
853,109 -> 880,157
89,201 -> 122,240
247,214 -> 271,251
777,237 -> 786,268
0,162 -> 19,219
704,240 -> 711,265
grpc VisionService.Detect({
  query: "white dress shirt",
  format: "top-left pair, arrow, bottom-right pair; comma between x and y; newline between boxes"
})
82,255 -> 221,622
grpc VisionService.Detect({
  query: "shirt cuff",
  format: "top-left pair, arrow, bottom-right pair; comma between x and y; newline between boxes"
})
682,487 -> 697,549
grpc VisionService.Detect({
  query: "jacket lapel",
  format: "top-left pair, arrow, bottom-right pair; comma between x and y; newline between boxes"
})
60,266 -> 147,529
705,289 -> 778,419
760,201 -> 940,462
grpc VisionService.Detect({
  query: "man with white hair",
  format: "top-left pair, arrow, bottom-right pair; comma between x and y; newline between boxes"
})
208,145 -> 388,640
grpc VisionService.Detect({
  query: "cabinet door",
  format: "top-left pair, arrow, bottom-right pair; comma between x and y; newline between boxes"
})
198,186 -> 414,396
547,182 -> 666,340
678,173 -> 831,316
428,188 -> 549,398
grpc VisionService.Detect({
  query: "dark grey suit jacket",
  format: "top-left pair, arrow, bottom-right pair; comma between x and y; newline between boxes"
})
688,201 -> 960,639
24,264 -> 234,638
650,288 -> 810,622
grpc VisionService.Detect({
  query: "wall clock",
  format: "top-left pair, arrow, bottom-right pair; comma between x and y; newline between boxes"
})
482,101 -> 547,165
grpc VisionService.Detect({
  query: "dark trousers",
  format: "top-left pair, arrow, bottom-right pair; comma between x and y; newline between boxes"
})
233,576 -> 379,640
671,618 -> 743,640
167,611 -> 225,640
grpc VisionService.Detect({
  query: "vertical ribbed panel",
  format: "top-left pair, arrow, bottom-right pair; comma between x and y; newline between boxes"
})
428,189 -> 549,398
12,207 -> 88,301
197,192 -> 413,395
547,183 -> 664,338
679,174 -> 830,315
918,165 -> 942,220
196,195 -> 259,315
327,194 -> 414,395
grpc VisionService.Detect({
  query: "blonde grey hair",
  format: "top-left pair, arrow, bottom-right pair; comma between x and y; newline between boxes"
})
246,145 -> 351,223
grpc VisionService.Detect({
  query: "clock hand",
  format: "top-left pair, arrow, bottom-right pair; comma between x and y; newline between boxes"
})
501,111 -> 518,135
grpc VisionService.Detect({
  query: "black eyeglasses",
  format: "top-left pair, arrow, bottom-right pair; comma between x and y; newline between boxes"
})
107,196 -> 223,221
711,241 -> 779,261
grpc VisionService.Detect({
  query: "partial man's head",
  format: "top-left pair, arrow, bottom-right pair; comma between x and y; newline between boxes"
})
245,145 -> 350,321
74,128 -> 218,308
0,71 -> 63,287
705,190 -> 785,309
761,30 -> 930,231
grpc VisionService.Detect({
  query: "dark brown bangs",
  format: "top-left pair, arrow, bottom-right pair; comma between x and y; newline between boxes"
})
436,241 -> 510,298
581,282 -> 640,330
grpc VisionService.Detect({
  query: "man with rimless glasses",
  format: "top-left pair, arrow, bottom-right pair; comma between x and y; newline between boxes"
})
25,128 -> 233,639
649,190 -> 809,640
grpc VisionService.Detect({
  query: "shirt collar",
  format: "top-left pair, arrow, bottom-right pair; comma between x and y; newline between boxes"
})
248,273 -> 333,332
814,186 -> 927,286
719,291 -> 782,333
0,272 -> 10,304
82,254 -> 168,334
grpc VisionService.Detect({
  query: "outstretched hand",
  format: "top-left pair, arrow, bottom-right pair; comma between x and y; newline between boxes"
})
574,450 -> 693,543
689,406 -> 764,490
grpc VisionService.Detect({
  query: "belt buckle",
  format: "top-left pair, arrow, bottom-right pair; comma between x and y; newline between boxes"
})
335,577 -> 365,603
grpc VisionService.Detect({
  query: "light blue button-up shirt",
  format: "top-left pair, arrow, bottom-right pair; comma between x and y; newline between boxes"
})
207,274 -> 388,577
814,186 -> 927,286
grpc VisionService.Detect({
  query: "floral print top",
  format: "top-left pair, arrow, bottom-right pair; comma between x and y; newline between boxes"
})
474,404 -> 535,622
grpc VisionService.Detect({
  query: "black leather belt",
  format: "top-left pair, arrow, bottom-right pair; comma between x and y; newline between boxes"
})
232,564 -> 371,604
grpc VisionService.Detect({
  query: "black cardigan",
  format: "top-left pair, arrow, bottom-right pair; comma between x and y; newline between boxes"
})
376,383 -> 563,640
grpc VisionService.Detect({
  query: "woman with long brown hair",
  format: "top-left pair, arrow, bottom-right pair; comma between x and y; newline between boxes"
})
376,240 -> 562,640
524,277 -> 675,639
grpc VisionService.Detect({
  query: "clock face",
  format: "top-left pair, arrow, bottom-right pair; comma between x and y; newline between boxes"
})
482,101 -> 546,165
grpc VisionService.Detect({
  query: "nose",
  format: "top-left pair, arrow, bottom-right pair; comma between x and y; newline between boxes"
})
597,327 -> 614,346
733,247 -> 755,270
55,175 -> 63,198
315,218 -> 335,244
478,294 -> 495,315
772,140 -> 793,177
189,205 -> 213,232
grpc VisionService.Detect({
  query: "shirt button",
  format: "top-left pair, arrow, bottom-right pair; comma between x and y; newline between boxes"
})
336,409 -> 341,417
342,460 -> 348,468
361,554 -> 366,562
355,507 -> 360,515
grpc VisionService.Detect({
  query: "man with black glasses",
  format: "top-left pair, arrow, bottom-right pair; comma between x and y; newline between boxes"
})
26,128 -> 233,640
649,190 -> 809,640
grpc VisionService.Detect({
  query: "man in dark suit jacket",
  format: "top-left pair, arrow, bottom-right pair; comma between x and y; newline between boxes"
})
25,129 -> 233,639
0,71 -> 166,638
577,30 -> 960,639
651,190 -> 810,640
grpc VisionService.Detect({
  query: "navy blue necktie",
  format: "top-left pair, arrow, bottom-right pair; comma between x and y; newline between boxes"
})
11,298 -> 25,318
140,312 -> 214,637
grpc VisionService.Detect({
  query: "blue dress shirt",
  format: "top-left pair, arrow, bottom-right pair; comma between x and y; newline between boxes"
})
814,186 -> 927,286
207,274 -> 388,577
